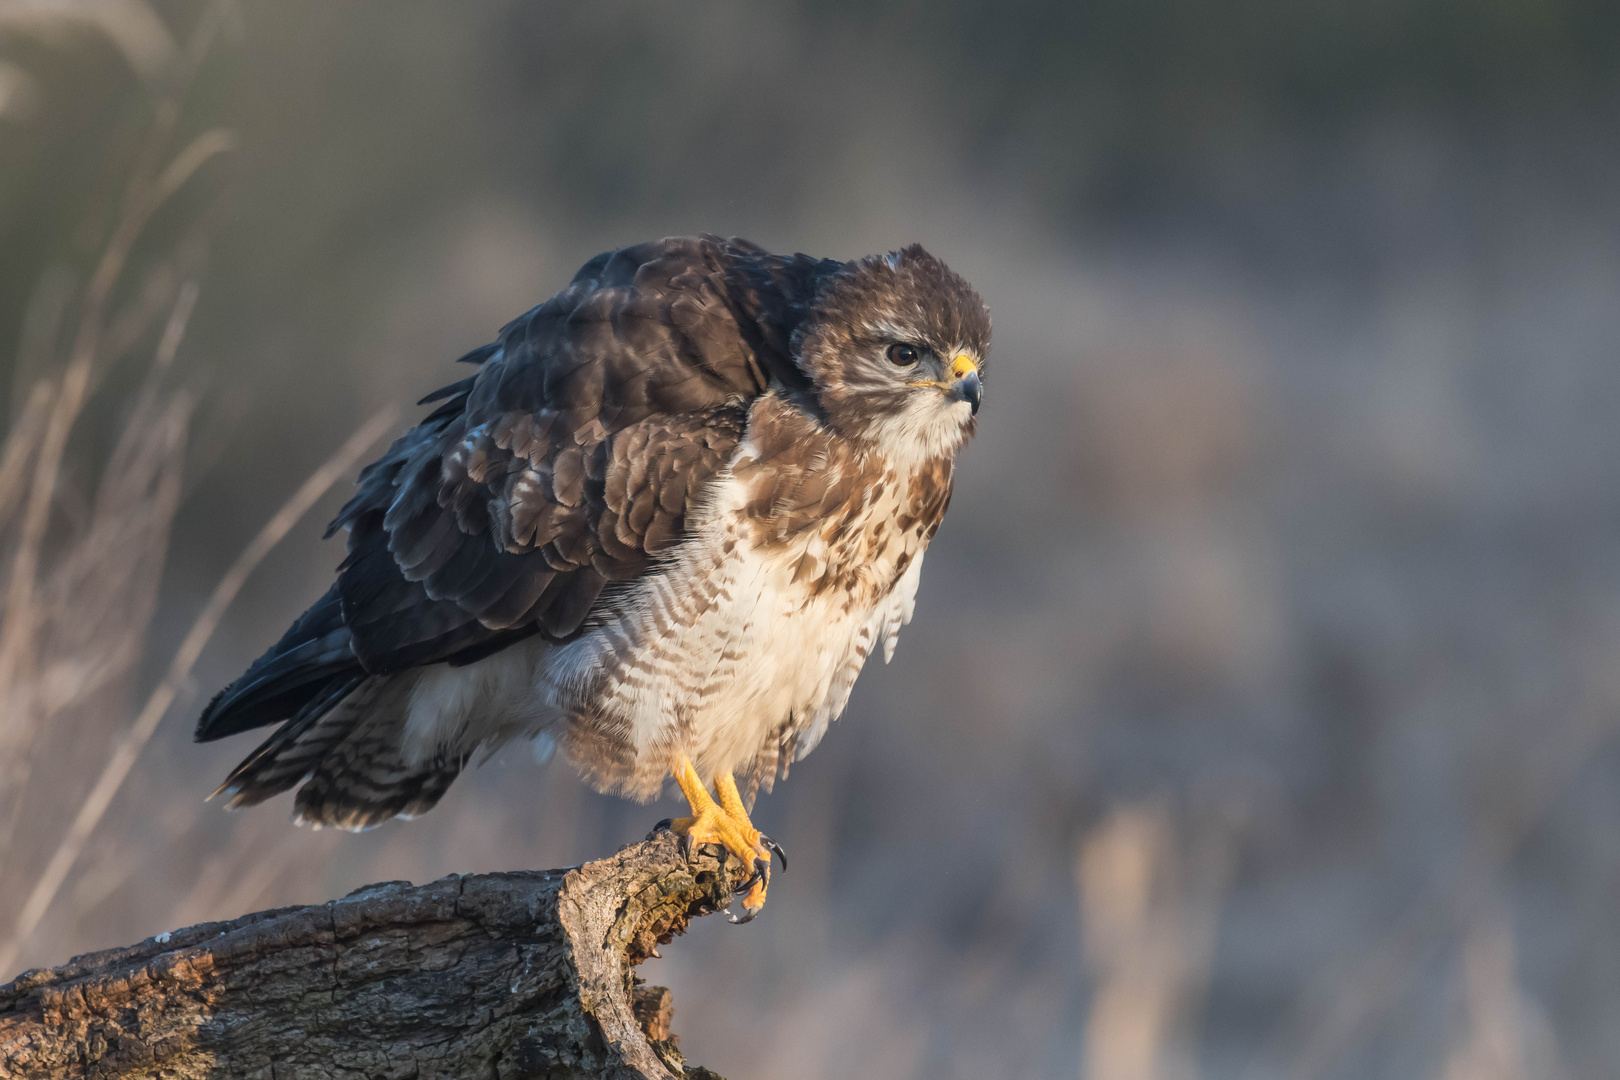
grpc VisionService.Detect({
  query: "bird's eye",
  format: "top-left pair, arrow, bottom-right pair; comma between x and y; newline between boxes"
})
887,343 -> 921,367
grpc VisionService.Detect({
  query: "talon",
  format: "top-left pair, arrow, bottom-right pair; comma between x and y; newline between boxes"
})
737,859 -> 767,895
731,865 -> 769,924
762,834 -> 787,872
663,758 -> 782,921
647,818 -> 674,842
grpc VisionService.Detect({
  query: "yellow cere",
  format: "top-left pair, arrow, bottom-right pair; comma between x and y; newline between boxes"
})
951,354 -> 979,379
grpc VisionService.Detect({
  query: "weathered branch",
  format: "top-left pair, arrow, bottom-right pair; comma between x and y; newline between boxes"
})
0,833 -> 749,1079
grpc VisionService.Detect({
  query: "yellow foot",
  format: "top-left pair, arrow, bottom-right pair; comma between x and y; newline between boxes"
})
658,757 -> 786,924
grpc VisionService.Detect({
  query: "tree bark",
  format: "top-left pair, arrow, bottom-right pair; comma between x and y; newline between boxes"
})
0,833 -> 751,1079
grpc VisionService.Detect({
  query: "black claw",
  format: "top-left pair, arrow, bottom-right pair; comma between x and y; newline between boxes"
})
736,857 -> 769,895
761,834 -> 787,872
729,906 -> 760,925
676,831 -> 693,861
647,818 -> 674,842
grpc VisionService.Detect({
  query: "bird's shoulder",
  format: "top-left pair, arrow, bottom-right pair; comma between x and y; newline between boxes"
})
469,234 -> 840,422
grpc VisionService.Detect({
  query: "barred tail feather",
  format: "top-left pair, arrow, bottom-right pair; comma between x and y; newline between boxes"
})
292,747 -> 464,831
213,672 -> 465,831
212,675 -> 374,808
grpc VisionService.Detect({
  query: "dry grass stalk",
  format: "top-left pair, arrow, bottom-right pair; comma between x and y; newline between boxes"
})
1440,904 -> 1530,1080
1078,796 -> 1238,1080
0,128 -> 234,739
0,371 -> 191,863
0,1 -> 234,800
0,0 -> 305,977
1265,681 -> 1620,1080
0,405 -> 398,975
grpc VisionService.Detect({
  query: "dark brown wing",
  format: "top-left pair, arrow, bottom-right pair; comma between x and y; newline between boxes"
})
197,235 -> 840,741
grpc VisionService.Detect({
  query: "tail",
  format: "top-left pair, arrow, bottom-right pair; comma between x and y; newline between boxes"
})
196,587 -> 361,742
197,588 -> 464,830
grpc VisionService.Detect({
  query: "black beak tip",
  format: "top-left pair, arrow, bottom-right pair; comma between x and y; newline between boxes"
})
959,371 -> 983,415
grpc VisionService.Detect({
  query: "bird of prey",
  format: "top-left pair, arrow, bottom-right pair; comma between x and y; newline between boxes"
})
196,235 -> 988,920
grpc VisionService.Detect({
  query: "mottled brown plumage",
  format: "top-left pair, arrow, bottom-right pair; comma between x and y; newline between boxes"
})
197,234 -> 989,834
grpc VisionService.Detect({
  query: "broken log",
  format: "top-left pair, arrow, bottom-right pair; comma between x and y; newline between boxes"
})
0,832 -> 749,1079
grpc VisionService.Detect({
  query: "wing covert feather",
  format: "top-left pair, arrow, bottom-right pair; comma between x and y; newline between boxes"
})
323,235 -> 826,673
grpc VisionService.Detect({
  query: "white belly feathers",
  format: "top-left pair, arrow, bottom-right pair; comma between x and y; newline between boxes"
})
399,455 -> 930,801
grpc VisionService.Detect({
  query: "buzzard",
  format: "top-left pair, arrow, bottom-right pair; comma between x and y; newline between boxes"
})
197,235 -> 988,920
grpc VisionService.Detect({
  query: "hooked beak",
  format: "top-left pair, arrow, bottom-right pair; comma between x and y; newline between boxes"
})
948,354 -> 982,415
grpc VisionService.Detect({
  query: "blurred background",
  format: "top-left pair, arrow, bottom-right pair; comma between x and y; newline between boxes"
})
4,1 -> 1620,1077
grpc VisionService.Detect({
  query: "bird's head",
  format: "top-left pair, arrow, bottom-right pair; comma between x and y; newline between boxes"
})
792,245 -> 990,464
